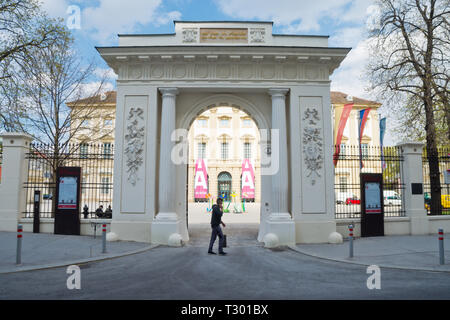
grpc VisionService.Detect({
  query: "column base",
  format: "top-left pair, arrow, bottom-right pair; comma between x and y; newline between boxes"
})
151,214 -> 181,245
264,214 -> 295,247
295,220 -> 337,244
110,220 -> 152,243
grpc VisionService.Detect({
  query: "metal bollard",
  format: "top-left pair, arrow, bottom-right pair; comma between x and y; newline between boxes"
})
102,224 -> 107,254
438,228 -> 444,265
348,224 -> 354,258
16,224 -> 23,265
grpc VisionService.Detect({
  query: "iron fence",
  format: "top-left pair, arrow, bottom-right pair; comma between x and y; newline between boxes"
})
23,143 -> 114,219
334,145 -> 405,219
422,147 -> 450,215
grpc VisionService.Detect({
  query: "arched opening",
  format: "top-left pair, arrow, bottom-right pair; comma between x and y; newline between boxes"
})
184,101 -> 262,246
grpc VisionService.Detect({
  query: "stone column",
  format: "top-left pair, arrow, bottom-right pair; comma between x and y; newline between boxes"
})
157,88 -> 179,220
0,133 -> 33,231
264,89 -> 295,247
268,88 -> 291,220
398,141 -> 429,235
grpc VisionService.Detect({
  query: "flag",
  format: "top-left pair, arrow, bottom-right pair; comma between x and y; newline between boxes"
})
333,103 -> 354,166
358,108 -> 371,169
379,117 -> 386,170
194,159 -> 208,199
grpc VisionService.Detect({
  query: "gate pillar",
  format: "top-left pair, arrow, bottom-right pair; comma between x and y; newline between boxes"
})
0,133 -> 33,231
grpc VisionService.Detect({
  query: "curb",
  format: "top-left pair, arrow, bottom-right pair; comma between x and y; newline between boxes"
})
0,244 -> 159,274
288,245 -> 450,273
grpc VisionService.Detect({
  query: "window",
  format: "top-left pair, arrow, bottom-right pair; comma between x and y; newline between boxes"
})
80,144 -> 89,158
104,119 -> 113,126
339,176 -> 347,192
221,142 -> 229,160
361,143 -> 369,159
340,143 -> 346,159
101,177 -> 110,195
242,119 -> 252,127
243,142 -> 251,159
198,142 -> 206,159
103,143 -> 112,159
197,119 -> 207,127
219,118 -> 230,128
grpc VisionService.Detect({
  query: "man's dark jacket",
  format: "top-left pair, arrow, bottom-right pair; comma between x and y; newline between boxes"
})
210,204 -> 223,227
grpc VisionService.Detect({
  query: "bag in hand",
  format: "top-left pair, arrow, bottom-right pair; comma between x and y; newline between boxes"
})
223,234 -> 227,248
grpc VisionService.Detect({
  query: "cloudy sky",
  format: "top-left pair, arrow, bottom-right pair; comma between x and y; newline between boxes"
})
40,0 -> 396,144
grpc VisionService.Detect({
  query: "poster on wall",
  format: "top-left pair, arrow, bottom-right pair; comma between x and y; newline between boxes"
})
57,176 -> 78,209
194,159 -> 208,199
242,159 -> 255,199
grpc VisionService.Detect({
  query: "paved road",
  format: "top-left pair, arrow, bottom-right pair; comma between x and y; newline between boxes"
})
1,225 -> 449,300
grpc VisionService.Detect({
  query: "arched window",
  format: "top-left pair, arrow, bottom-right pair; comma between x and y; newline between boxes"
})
217,172 -> 232,201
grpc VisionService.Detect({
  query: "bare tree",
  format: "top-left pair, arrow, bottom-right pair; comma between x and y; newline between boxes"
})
368,0 -> 450,215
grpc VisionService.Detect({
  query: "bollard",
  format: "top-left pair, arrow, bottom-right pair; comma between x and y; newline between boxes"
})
16,224 -> 23,265
348,224 -> 354,258
438,228 -> 444,265
102,224 -> 107,254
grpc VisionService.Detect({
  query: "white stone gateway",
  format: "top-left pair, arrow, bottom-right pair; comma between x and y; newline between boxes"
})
96,21 -> 350,245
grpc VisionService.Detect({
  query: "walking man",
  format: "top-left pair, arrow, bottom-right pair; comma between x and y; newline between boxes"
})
208,198 -> 227,255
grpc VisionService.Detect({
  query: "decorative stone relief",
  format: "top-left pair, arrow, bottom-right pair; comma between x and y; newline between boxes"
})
124,107 -> 145,186
249,28 -> 265,43
182,28 -> 198,43
302,107 -> 323,185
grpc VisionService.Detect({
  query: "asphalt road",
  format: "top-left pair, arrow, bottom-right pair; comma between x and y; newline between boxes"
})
1,238 -> 449,300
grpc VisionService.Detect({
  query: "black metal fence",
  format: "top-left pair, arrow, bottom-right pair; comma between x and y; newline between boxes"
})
334,145 -> 405,219
422,147 -> 450,215
23,143 -> 114,219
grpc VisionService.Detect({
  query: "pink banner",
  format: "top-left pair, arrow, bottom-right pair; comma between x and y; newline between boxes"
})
333,103 -> 354,167
241,159 -> 255,199
194,159 -> 208,198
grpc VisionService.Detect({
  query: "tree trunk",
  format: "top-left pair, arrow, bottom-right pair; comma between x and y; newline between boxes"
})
424,88 -> 442,215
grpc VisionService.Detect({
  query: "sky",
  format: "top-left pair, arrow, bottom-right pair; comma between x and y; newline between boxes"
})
39,0 -> 397,145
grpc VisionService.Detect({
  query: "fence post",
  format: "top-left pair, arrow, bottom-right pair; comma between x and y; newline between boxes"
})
0,133 -> 33,232
102,223 -> 107,253
16,224 -> 23,265
397,142 -> 429,235
438,228 -> 445,265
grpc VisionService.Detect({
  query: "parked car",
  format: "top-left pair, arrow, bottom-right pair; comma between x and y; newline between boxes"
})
336,192 -> 355,204
383,190 -> 401,206
345,196 -> 360,205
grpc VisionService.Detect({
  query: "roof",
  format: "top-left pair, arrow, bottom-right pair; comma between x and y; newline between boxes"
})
330,91 -> 381,106
67,91 -> 117,106
68,90 -> 381,107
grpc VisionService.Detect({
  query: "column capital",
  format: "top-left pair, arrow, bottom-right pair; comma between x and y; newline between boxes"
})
159,87 -> 179,97
268,88 -> 289,98
397,141 -> 424,155
0,133 -> 33,148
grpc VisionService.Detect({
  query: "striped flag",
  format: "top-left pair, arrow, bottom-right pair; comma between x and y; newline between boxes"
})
379,117 -> 387,170
333,103 -> 354,166
358,109 -> 371,169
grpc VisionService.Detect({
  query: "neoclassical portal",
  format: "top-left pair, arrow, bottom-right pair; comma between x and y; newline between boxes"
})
97,21 -> 350,245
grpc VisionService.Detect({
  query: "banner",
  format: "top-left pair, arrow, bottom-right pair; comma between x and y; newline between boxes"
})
241,159 -> 255,199
379,117 -> 386,170
194,159 -> 208,199
358,108 -> 371,169
333,103 -> 353,166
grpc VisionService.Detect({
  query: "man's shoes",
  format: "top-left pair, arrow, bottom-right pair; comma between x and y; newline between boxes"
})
219,251 -> 227,255
208,251 -> 217,255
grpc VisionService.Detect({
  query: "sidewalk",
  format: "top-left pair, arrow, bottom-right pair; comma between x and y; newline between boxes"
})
290,234 -> 450,272
0,232 -> 156,274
